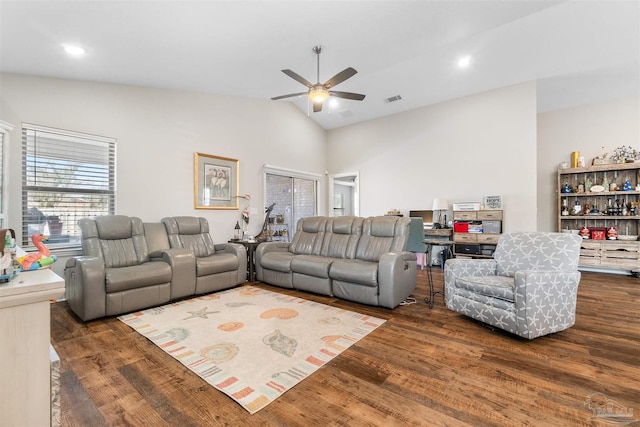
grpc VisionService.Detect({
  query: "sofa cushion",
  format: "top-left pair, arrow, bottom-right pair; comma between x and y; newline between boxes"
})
95,215 -> 134,240
456,275 -> 515,302
196,253 -> 239,276
355,216 -> 410,262
329,259 -> 378,287
162,216 -> 215,257
291,255 -> 333,278
261,251 -> 296,273
100,239 -> 139,268
174,216 -> 203,235
105,262 -> 172,293
454,288 -> 516,311
494,232 -> 582,277
288,217 -> 327,255
321,217 -> 363,259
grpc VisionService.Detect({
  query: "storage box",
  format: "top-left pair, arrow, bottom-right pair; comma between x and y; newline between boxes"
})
456,244 -> 480,255
454,222 -> 468,232
591,227 -> 606,240
480,244 -> 496,256
482,220 -> 502,234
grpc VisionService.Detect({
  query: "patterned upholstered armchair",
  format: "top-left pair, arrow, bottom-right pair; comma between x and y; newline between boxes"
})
444,232 -> 583,339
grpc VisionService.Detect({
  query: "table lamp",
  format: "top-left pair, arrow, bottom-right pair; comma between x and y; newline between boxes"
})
432,198 -> 450,229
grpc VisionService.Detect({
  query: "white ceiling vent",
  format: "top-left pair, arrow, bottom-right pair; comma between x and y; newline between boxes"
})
384,95 -> 402,103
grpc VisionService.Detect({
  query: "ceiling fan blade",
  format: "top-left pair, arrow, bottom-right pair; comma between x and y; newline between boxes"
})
281,69 -> 314,88
271,92 -> 307,101
324,67 -> 357,88
329,91 -> 366,101
313,102 -> 323,113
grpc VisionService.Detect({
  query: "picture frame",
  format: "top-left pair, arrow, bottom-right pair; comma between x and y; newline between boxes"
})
194,152 -> 239,209
483,195 -> 503,210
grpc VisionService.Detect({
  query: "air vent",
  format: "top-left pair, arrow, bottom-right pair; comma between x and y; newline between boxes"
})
384,95 -> 402,103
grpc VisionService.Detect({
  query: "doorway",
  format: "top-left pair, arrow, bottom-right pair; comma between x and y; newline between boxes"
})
330,173 -> 359,217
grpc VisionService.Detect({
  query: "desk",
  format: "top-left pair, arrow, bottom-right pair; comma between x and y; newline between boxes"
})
229,240 -> 260,282
0,268 -> 64,427
423,239 -> 454,309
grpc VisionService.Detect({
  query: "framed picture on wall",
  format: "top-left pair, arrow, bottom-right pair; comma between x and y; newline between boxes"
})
483,195 -> 503,210
194,152 -> 239,209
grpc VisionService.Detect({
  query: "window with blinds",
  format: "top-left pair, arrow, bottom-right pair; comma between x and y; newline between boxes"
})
0,132 -> 4,229
22,124 -> 116,247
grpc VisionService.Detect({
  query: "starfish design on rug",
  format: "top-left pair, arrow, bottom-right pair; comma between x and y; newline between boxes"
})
183,307 -> 219,320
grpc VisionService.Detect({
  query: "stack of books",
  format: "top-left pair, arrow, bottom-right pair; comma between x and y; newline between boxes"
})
468,223 -> 483,233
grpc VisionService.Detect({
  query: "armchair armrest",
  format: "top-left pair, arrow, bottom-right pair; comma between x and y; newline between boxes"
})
377,251 -> 417,308
64,256 -> 106,321
158,248 -> 195,299
513,269 -> 581,339
444,258 -> 497,307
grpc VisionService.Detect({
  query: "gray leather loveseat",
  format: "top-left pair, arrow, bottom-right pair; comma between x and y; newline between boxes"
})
255,215 -> 417,308
65,215 -> 246,321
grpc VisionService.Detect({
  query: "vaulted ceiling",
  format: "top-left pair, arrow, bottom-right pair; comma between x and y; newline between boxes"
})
1,1 -> 638,130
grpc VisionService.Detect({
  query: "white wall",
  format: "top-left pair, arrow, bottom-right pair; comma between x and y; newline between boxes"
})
326,81 -> 538,232
537,96 -> 640,231
0,73 -> 327,275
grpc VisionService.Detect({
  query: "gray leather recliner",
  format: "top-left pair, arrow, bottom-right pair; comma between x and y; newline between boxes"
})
161,216 -> 247,294
65,215 -> 191,321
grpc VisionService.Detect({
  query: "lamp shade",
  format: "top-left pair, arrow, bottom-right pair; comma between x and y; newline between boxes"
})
432,198 -> 450,211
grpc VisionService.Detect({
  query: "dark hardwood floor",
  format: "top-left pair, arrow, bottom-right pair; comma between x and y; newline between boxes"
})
51,269 -> 640,426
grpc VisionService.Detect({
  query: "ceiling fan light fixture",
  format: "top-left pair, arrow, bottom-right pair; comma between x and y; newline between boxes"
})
309,85 -> 329,103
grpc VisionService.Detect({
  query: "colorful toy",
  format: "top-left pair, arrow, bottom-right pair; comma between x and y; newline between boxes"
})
18,233 -> 58,271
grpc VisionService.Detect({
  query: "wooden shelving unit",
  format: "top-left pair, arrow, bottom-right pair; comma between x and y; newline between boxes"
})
558,162 -> 640,271
452,209 -> 503,258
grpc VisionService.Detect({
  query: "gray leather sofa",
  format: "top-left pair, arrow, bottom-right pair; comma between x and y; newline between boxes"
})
65,215 -> 246,321
255,215 -> 417,308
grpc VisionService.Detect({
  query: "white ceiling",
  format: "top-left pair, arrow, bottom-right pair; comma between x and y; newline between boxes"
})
1,0 -> 638,130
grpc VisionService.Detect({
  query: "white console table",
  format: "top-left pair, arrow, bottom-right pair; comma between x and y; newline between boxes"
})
0,268 -> 64,427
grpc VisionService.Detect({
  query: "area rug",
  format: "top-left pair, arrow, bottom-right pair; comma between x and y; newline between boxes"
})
118,285 -> 385,414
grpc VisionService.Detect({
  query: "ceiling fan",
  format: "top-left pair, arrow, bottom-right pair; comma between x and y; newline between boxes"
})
271,46 -> 366,113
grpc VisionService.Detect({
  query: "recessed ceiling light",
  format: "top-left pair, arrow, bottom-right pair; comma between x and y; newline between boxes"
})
330,99 -> 339,108
457,55 -> 472,68
63,44 -> 86,56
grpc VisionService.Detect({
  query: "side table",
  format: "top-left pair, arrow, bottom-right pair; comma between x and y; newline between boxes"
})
229,240 -> 260,282
423,239 -> 454,309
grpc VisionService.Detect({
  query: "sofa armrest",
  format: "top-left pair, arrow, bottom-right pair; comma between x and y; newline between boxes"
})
377,251 -> 417,308
64,256 -> 106,322
255,242 -> 290,280
158,248 -> 196,299
215,243 -> 248,284
513,269 -> 581,339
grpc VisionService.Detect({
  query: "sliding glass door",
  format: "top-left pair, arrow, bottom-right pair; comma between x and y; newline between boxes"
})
265,168 -> 318,240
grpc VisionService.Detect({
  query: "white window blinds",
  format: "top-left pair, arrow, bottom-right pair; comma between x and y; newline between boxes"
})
21,124 -> 116,247
0,132 -> 4,229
